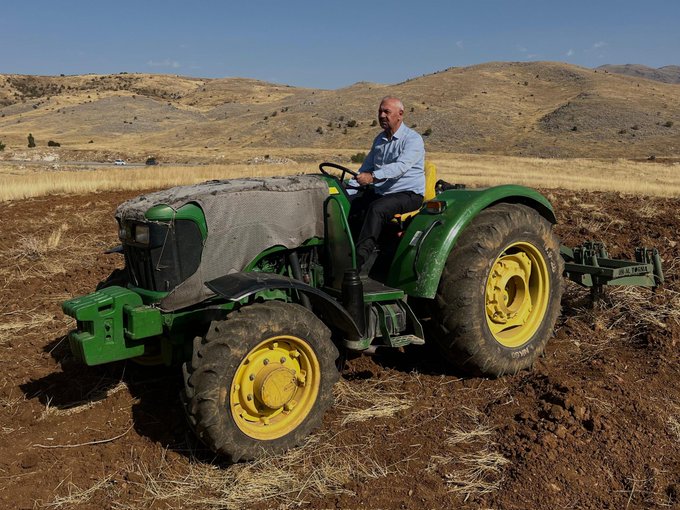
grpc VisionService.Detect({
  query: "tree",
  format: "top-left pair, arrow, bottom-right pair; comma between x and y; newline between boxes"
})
27,133 -> 36,148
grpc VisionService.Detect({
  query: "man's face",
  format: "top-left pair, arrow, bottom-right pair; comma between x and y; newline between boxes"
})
378,100 -> 403,135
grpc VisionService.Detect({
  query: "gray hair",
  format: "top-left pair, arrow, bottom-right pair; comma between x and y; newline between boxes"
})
380,96 -> 404,112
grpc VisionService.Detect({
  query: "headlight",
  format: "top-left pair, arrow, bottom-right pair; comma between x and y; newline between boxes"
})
134,224 -> 150,245
118,224 -> 131,241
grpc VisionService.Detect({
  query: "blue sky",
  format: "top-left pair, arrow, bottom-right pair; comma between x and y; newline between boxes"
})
1,0 -> 678,89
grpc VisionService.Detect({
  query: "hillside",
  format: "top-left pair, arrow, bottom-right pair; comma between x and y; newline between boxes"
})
597,64 -> 680,84
0,62 -> 679,161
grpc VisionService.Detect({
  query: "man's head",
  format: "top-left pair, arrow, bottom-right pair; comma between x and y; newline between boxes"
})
378,96 -> 404,137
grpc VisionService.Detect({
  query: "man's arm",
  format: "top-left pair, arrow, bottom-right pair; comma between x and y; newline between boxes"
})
346,142 -> 377,188
372,132 -> 424,181
357,145 -> 376,173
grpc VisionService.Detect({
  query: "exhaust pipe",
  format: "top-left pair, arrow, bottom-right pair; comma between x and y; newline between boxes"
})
341,269 -> 365,336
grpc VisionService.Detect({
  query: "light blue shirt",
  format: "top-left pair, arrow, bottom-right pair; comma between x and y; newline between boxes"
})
349,123 -> 425,196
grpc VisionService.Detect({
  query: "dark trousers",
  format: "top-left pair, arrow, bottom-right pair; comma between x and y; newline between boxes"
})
349,189 -> 423,268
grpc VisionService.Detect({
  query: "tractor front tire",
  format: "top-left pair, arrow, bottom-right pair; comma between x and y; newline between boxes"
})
431,203 -> 564,376
182,301 -> 339,461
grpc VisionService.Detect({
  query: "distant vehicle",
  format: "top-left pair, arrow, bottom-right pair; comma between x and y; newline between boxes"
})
145,157 -> 158,166
114,159 -> 126,166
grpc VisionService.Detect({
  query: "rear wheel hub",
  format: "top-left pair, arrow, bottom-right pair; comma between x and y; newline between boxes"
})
485,242 -> 550,348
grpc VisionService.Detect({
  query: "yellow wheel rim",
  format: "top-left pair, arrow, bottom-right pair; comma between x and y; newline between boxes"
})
485,241 -> 550,348
230,335 -> 320,440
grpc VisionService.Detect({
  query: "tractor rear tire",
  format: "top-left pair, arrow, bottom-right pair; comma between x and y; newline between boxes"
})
430,203 -> 563,376
182,300 -> 339,462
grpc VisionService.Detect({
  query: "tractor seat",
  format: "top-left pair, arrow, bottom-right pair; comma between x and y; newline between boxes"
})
393,161 -> 437,225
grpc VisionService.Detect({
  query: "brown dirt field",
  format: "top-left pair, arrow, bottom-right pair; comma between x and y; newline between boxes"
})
0,187 -> 678,509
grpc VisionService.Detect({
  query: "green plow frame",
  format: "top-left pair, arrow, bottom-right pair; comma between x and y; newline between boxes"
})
560,241 -> 664,298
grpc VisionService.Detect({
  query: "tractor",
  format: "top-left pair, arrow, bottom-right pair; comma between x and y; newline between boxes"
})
62,162 -> 663,461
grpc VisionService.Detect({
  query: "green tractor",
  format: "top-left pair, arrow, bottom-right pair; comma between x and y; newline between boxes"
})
62,162 -> 663,461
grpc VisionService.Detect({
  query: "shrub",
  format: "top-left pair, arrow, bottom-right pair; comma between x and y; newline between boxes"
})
346,119 -> 357,128
423,128 -> 432,136
350,152 -> 366,163
371,119 -> 377,127
0,140 -> 5,151
47,140 -> 60,147
27,133 -> 35,148
316,126 -> 323,134
663,120 -> 674,128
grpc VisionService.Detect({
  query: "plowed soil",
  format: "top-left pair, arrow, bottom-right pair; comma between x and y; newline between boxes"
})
0,188 -> 678,509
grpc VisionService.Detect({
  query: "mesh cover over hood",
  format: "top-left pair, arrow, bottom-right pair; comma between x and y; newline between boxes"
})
115,175 -> 329,311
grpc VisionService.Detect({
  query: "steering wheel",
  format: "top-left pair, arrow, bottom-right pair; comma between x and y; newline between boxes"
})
319,162 -> 358,185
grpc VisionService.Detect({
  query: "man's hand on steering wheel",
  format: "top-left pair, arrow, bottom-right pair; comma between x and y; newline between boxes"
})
318,162 -> 359,188
355,172 -> 374,186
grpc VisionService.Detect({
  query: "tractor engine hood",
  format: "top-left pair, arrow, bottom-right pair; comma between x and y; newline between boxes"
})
115,175 -> 328,311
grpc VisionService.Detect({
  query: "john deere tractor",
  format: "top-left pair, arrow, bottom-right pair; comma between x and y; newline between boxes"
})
62,162 -> 662,461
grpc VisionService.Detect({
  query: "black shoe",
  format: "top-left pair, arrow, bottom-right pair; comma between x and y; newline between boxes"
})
358,250 -> 379,278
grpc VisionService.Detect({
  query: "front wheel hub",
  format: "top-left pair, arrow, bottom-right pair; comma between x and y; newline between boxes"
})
254,365 -> 297,409
231,335 -> 320,440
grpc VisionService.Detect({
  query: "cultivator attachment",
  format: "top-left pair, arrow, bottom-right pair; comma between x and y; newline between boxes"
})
560,241 -> 664,297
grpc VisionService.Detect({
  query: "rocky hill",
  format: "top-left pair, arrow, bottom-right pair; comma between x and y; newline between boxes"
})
597,64 -> 680,84
0,62 -> 678,161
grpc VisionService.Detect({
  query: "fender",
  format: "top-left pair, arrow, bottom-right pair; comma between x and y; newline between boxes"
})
386,185 -> 556,298
206,272 -> 362,341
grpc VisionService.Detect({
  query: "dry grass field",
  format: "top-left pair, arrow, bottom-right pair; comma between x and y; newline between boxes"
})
0,62 -> 679,509
2,151 -> 680,202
